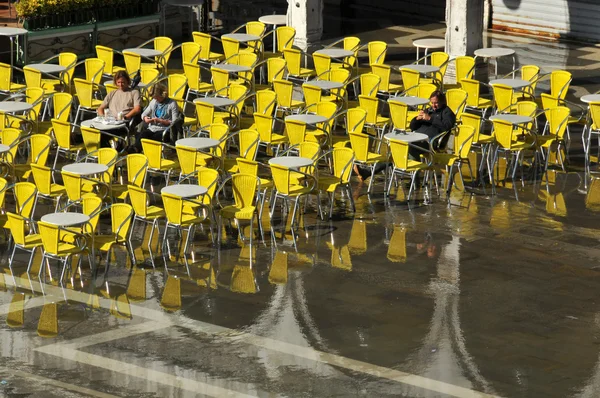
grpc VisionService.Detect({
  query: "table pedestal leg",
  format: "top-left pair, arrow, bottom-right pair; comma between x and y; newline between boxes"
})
9,36 -> 14,69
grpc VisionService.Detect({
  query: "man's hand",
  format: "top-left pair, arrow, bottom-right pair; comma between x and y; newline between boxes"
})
421,112 -> 431,121
417,110 -> 425,120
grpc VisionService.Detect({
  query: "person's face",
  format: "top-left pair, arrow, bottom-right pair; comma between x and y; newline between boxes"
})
153,93 -> 166,102
115,77 -> 129,91
430,96 -> 441,111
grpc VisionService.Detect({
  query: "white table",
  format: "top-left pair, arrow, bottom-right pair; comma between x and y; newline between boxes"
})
215,64 -> 251,73
581,94 -> 600,104
474,47 -> 516,78
161,184 -> 208,198
63,163 -> 109,176
489,78 -> 530,90
0,27 -> 27,68
314,48 -> 354,59
125,48 -> 163,58
286,114 -> 327,124
81,118 -> 127,131
0,101 -> 33,114
413,39 -> 445,63
27,63 -> 66,76
259,14 -> 287,50
489,114 -> 532,125
176,137 -> 220,150
222,33 -> 260,43
389,96 -> 430,107
269,156 -> 313,169
41,212 -> 90,227
305,80 -> 343,90
194,97 -> 235,107
385,131 -> 429,143
401,64 -> 440,75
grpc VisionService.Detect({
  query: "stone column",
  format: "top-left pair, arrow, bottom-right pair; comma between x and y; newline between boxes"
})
286,0 -> 324,51
444,0 -> 485,84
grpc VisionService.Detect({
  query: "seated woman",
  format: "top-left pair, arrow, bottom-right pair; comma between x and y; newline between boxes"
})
133,83 -> 180,153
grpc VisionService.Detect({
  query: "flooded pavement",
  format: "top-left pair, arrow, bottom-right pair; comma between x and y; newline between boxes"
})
2,165 -> 600,397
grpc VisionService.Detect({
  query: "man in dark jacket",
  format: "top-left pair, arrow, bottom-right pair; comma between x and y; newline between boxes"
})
409,90 -> 456,158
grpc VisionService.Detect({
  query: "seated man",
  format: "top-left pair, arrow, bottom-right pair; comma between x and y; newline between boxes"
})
408,90 -> 456,158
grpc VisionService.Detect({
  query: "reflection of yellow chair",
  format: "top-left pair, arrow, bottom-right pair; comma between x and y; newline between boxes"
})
348,219 -> 367,255
387,226 -> 407,262
231,265 -> 257,294
160,275 -> 181,311
545,192 -> 567,217
330,245 -> 352,271
268,251 -> 288,284
110,294 -> 132,319
6,293 -> 25,328
37,302 -> 58,337
586,177 -> 600,212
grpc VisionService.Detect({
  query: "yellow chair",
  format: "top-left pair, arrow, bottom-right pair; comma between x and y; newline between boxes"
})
223,129 -> 259,174
491,119 -> 535,182
357,73 -> 381,98
221,36 -> 241,60
183,62 -> 213,101
236,158 -> 273,222
84,58 -> 106,84
51,119 -> 85,169
419,51 -> 450,85
283,48 -> 315,81
13,134 -> 52,182
325,36 -> 360,70
332,107 -> 366,149
433,124 -> 476,196
73,78 -> 103,125
357,41 -> 388,75
461,78 -> 494,119
270,162 -> 318,225
30,164 -> 66,211
446,88 -> 468,116
13,182 -> 37,218
37,92 -> 73,135
128,185 -> 165,252
254,113 -> 287,154
491,83 -> 517,114
180,41 -> 202,64
240,89 -> 276,129
348,130 -> 386,193
273,78 -> 305,116
95,45 -> 126,78
358,95 -> 389,138
318,147 -> 355,218
453,56 -> 476,87
388,99 -> 411,134
88,203 -> 135,269
460,112 -> 493,185
61,170 -> 106,206
536,106 -> 570,172
0,62 -> 25,95
262,26 -> 296,59
7,212 -> 43,274
111,153 -> 148,201
162,191 -> 209,256
255,57 -> 286,91
22,66 -> 58,94
504,64 -> 540,99
215,173 -> 260,245
387,137 -> 431,199
210,66 -> 230,94
80,125 -> 125,156
371,64 -> 405,96
1,126 -> 20,164
192,31 -> 225,64
139,36 -> 173,71
37,52 -> 77,90
38,220 -> 87,281
302,83 -> 323,109
141,139 -> 180,187
122,50 -> 143,77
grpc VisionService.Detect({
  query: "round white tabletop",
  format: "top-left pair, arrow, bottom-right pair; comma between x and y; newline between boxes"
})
259,15 -> 287,25
215,64 -> 251,73
27,63 -> 66,74
413,39 -> 445,49
81,118 -> 127,131
194,97 -> 235,107
385,132 -> 429,143
222,33 -> 260,43
0,101 -> 33,113
161,184 -> 208,198
41,212 -> 90,227
581,94 -> 600,104
286,114 -> 328,124
389,96 -> 430,107
315,48 -> 354,59
401,64 -> 440,74
62,163 -> 109,176
489,78 -> 530,89
0,144 -> 10,153
125,48 -> 162,57
0,27 -> 28,37
269,156 -> 313,169
489,114 -> 533,125
305,80 -> 343,90
474,48 -> 516,58
176,137 -> 220,150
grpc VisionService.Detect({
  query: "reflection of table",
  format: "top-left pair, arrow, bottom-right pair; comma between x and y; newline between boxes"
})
63,163 -> 109,176
389,96 -> 430,107
194,97 -> 235,107
27,63 -> 66,75
413,39 -> 445,62
81,118 -> 127,131
222,33 -> 260,43
161,184 -> 208,198
41,212 -> 90,227
0,27 -> 28,68
0,101 -> 33,114
474,47 -> 516,78
215,64 -> 251,73
176,137 -> 220,150
258,14 -> 286,50
305,80 -> 343,90
314,48 -> 354,59
401,64 -> 440,75
489,78 -> 530,90
489,114 -> 532,125
385,132 -> 429,143
581,94 -> 600,104
269,156 -> 313,169
286,114 -> 327,124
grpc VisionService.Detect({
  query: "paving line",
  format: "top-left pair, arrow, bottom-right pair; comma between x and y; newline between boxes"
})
5,276 -> 499,398
0,367 -> 119,398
